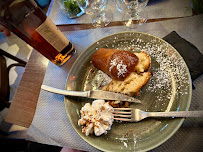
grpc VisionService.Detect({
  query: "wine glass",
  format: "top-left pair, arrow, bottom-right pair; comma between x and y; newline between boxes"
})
76,0 -> 113,27
115,0 -> 149,28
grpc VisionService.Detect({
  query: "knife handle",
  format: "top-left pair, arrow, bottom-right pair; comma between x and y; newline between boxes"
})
41,85 -> 89,97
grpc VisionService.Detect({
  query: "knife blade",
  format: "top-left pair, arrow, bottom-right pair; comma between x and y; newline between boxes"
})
41,85 -> 141,103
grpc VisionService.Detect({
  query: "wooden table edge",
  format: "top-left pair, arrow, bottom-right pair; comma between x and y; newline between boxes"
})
5,50 -> 49,128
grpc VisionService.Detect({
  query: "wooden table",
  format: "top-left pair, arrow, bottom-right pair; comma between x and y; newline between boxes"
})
5,1 -> 197,128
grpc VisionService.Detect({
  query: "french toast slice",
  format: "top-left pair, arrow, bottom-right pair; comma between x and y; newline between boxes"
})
102,71 -> 151,96
102,51 -> 151,97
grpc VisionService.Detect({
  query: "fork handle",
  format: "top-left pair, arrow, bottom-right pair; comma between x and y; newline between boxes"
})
148,111 -> 203,118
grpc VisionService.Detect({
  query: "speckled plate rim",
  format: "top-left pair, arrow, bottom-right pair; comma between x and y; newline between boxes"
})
64,31 -> 192,152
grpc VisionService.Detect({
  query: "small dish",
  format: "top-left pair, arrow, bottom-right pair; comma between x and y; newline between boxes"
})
58,0 -> 85,18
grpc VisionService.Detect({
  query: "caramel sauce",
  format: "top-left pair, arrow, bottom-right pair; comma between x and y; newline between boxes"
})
109,51 -> 139,80
92,48 -> 139,81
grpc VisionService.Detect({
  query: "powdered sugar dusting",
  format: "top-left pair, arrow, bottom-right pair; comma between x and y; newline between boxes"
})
115,136 -> 129,149
109,57 -> 128,77
126,33 -> 190,111
142,38 -> 189,94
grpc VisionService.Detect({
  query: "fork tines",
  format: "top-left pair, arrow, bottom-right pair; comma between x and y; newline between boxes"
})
113,108 -> 132,121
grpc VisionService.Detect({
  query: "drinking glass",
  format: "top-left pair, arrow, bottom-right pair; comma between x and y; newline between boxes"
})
76,0 -> 113,27
115,0 -> 149,28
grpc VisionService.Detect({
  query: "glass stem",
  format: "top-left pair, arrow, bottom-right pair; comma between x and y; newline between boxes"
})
128,0 -> 139,19
131,9 -> 139,19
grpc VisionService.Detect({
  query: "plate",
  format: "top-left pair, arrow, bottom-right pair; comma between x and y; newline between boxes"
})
65,32 -> 192,151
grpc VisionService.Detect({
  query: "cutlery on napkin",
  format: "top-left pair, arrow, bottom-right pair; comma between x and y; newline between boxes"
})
41,85 -> 141,103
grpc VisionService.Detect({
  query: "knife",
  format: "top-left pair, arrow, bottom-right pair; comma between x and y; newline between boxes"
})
41,85 -> 141,103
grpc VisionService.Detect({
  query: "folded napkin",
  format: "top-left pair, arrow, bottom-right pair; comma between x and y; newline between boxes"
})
163,31 -> 203,81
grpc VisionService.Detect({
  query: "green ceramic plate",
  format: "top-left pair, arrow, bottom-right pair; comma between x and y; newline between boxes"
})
65,32 -> 192,151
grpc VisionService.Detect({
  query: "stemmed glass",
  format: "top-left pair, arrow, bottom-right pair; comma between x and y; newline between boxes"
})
115,0 -> 149,28
76,0 -> 113,27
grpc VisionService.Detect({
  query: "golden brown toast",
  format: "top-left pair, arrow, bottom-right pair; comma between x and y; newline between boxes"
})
102,51 -> 151,96
134,51 -> 151,73
102,71 -> 151,96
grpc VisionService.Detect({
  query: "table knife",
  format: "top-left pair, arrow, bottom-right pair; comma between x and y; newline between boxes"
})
41,85 -> 141,103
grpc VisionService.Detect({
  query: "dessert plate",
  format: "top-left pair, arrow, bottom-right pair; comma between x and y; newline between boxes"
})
64,32 -> 192,151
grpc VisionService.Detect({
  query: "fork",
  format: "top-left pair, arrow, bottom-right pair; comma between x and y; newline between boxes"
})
113,108 -> 203,122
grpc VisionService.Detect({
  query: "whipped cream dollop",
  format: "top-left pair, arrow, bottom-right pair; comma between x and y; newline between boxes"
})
78,99 -> 114,136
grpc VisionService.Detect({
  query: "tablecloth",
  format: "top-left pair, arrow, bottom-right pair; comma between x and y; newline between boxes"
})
27,14 -> 203,151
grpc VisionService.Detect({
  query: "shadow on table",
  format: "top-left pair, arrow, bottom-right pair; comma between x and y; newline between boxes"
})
0,139 -> 62,152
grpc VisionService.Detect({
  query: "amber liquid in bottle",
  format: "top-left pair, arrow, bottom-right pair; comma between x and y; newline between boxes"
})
0,0 -> 75,65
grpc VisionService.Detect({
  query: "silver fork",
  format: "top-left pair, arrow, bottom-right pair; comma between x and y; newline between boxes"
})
113,108 -> 203,122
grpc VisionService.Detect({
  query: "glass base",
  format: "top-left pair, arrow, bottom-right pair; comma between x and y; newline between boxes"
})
92,9 -> 113,27
122,9 -> 148,28
53,49 -> 76,66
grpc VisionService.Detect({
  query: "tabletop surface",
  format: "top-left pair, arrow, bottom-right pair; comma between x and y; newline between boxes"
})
4,3 -> 203,152
5,0 -> 198,128
4,0 -> 203,151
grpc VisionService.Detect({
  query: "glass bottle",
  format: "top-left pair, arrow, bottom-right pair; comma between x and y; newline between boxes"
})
0,0 -> 75,66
